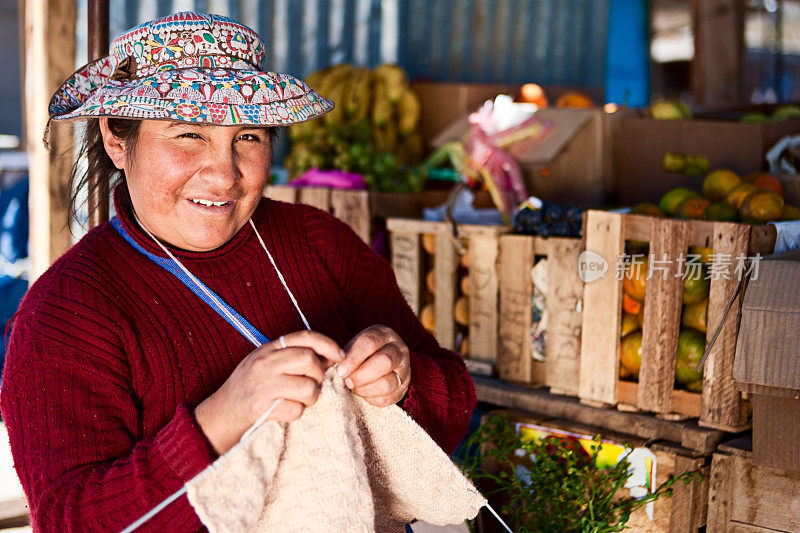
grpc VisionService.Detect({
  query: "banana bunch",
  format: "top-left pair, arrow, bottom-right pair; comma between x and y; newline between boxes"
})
286,62 -> 425,179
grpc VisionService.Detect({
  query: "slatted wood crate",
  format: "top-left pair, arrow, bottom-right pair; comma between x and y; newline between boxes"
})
579,210 -> 776,432
707,437 -> 800,532
476,411 -> 710,533
496,234 -> 583,394
263,185 -> 486,246
386,218 -> 508,373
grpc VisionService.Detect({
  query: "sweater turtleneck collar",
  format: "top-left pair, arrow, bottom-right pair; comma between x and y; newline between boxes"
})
111,183 -> 269,275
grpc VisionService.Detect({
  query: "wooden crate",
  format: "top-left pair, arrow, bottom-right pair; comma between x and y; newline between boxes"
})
386,218 -> 508,372
578,211 -> 776,431
263,185 -> 481,246
476,411 -> 709,533
707,437 -> 800,532
496,234 -> 583,394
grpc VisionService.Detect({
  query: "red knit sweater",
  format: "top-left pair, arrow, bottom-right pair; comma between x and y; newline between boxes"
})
0,187 -> 476,532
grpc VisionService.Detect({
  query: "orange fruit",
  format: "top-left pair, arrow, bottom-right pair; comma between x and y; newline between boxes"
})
683,268 -> 710,305
725,183 -> 758,209
659,187 -> 701,215
426,269 -> 436,294
621,313 -> 640,337
620,331 -> 643,379
623,293 -> 642,315
422,233 -> 436,255
681,299 -> 709,334
460,274 -> 470,295
744,172 -> 784,199
739,190 -> 785,224
556,91 -> 595,108
676,197 -> 711,219
703,202 -> 739,222
520,83 -> 548,107
675,329 -> 705,385
622,257 -> 648,302
630,202 -> 666,217
690,246 -> 714,264
783,205 -> 800,221
620,364 -> 633,379
703,169 -> 742,202
420,304 -> 435,332
454,297 -> 469,326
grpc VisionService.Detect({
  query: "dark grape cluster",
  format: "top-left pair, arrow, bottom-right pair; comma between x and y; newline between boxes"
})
512,201 -> 583,238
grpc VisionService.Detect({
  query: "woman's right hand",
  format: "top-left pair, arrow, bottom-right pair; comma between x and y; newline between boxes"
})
194,330 -> 344,455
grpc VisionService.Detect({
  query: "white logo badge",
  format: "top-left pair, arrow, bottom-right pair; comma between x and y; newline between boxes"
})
578,250 -> 608,283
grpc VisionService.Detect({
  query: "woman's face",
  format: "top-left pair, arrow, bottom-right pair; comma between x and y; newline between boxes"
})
100,118 -> 271,251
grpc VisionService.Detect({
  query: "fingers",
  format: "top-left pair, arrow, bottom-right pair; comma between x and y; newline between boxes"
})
273,330 -> 345,365
339,325 -> 401,379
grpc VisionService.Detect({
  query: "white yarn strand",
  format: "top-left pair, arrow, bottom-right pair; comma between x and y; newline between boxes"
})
120,216 -> 310,533
249,219 -> 311,331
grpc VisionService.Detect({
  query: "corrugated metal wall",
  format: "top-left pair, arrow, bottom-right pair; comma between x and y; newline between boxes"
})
77,0 -> 608,86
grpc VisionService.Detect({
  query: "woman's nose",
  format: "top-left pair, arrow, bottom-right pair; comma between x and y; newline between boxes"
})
201,147 -> 239,188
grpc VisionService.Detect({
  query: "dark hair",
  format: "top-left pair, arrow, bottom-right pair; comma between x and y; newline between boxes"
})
66,118 -> 141,226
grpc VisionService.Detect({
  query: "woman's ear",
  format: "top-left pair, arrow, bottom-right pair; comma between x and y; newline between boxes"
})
98,117 -> 127,170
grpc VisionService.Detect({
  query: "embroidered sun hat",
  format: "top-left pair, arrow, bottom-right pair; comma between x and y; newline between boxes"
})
48,11 -> 333,126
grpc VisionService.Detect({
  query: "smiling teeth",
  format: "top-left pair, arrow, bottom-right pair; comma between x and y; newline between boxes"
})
191,199 -> 228,207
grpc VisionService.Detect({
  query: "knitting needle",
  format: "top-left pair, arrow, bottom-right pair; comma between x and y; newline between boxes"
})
485,503 -> 514,533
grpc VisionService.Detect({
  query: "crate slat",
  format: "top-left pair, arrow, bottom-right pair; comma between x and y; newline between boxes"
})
298,186 -> 331,211
389,231 -> 422,314
330,189 -> 371,243
699,222 -> 752,431
434,229 -> 458,351
579,211 -> 625,406
263,184 -> 298,203
497,235 -> 544,384
638,218 -> 690,413
468,232 -> 502,363
545,237 -> 583,396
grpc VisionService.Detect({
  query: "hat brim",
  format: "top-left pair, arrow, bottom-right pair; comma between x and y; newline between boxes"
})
49,66 -> 333,126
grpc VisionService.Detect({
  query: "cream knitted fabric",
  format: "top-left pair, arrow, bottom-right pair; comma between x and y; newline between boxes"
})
185,368 -> 486,532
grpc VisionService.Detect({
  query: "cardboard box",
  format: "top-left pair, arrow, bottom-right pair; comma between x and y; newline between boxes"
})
615,115 -> 800,205
733,250 -> 800,472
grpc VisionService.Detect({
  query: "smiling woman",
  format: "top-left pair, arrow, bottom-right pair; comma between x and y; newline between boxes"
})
0,11 -> 476,532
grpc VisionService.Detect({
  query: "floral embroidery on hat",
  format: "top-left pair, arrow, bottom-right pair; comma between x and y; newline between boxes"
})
48,11 -> 333,126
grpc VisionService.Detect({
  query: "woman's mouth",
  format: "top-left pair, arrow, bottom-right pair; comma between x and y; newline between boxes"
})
188,198 -> 236,213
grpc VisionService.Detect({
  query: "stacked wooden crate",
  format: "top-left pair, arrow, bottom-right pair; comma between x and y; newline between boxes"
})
578,210 -> 776,431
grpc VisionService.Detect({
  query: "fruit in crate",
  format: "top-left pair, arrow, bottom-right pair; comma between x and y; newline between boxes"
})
620,331 -> 643,379
739,190 -> 785,224
702,169 -> 741,202
743,172 -> 784,198
662,152 -> 686,174
703,202 -> 739,222
621,313 -> 640,337
772,104 -> 800,120
422,233 -> 436,255
658,187 -> 700,215
420,304 -> 435,332
683,154 -> 711,176
555,91 -> 595,108
682,268 -> 710,305
454,297 -> 469,326
622,257 -> 648,302
675,329 -> 705,385
630,202 -> 665,217
682,299 -> 709,334
676,197 -> 711,219
783,205 -> 800,220
622,293 -> 641,315
690,246 -> 714,264
650,100 -> 688,120
725,183 -> 758,209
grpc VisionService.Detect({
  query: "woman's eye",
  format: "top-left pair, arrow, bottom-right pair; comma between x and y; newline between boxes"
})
237,133 -> 261,142
178,132 -> 202,139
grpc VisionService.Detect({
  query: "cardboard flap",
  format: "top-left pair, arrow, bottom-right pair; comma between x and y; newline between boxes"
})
431,108 -> 595,166
733,251 -> 800,392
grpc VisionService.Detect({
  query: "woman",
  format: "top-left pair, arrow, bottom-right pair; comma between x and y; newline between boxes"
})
0,12 -> 476,531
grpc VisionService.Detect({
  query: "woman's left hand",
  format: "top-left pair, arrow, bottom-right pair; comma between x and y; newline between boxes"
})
338,325 -> 410,407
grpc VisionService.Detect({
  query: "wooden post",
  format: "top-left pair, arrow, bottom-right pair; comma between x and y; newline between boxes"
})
692,0 -> 745,106
24,0 -> 76,280
86,0 -> 109,228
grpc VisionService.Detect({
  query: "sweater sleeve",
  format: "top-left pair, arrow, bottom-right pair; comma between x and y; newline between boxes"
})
0,290 -> 215,532
304,209 -> 477,454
